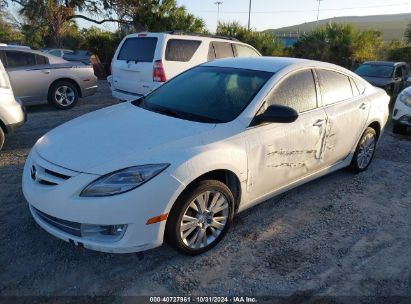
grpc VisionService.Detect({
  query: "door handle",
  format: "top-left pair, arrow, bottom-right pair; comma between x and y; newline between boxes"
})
359,103 -> 367,110
42,70 -> 51,74
313,119 -> 326,127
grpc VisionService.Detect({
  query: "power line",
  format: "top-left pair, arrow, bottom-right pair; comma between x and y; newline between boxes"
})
189,2 -> 411,14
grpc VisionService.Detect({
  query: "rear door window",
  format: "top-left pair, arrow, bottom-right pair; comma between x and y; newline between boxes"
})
165,39 -> 201,62
118,37 -> 158,62
5,51 -> 36,68
212,42 -> 235,59
265,69 -> 318,113
317,69 -> 354,105
35,54 -> 48,65
234,44 -> 260,57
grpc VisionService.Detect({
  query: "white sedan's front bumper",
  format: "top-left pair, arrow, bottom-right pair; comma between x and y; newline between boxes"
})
22,150 -> 183,253
392,96 -> 411,126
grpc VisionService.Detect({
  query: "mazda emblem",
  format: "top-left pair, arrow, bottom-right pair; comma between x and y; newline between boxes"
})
31,165 -> 37,181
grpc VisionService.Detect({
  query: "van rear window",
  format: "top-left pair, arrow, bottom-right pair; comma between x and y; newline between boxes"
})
118,37 -> 158,62
165,39 -> 201,62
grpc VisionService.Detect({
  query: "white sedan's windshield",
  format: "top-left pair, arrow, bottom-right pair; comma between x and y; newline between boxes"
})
134,66 -> 273,123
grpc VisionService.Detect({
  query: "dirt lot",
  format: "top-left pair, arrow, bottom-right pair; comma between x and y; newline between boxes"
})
1,81 -> 411,298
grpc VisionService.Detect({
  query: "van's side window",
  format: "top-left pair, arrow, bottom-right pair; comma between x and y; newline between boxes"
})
165,39 -> 201,62
235,44 -> 259,57
212,42 -> 235,59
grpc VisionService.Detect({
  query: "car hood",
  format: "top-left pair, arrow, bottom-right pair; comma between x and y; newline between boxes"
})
360,76 -> 392,88
35,102 -> 216,174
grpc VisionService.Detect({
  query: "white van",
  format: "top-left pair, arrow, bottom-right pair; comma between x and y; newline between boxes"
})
108,32 -> 261,101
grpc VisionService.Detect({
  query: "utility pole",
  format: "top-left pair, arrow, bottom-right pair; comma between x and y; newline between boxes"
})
316,0 -> 323,26
215,1 -> 223,30
248,0 -> 252,31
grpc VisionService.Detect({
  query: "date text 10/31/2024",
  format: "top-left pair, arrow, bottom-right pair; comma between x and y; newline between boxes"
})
149,297 -> 258,303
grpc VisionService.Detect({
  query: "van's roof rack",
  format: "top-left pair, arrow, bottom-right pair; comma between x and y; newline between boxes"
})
165,31 -> 239,42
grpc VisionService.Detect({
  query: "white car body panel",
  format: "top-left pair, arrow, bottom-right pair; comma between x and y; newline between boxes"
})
23,57 -> 390,253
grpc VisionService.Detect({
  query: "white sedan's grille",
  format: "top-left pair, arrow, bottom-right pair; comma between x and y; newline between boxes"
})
30,159 -> 77,186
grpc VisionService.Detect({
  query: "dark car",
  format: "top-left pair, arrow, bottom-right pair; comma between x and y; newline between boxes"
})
63,50 -> 107,80
354,61 -> 410,98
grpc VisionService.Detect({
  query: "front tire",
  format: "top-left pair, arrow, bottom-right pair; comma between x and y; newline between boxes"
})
0,127 -> 4,151
349,127 -> 377,173
48,81 -> 79,110
166,180 -> 235,255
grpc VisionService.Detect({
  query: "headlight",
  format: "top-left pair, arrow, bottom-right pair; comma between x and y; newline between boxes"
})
399,91 -> 411,107
80,164 -> 170,197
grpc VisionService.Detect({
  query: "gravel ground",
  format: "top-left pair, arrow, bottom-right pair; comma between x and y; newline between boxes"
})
1,81 -> 410,297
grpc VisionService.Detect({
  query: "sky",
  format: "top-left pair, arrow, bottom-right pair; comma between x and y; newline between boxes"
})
9,0 -> 411,32
177,0 -> 411,32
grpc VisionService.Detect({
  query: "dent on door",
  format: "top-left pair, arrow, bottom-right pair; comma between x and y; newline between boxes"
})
245,112 -> 330,194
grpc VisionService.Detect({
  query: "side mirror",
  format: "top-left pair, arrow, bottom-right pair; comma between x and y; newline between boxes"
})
250,104 -> 299,127
407,76 -> 411,83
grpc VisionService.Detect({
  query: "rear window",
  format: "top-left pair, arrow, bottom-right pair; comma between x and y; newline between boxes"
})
118,37 -> 158,62
165,39 -> 201,62
35,54 -> 48,65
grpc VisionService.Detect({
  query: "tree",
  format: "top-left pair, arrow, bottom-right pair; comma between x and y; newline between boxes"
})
217,21 -> 283,56
292,23 -> 356,67
291,23 -> 384,68
405,23 -> 411,44
0,7 -> 23,43
13,0 -> 206,47
114,0 -> 205,33
353,30 -> 383,63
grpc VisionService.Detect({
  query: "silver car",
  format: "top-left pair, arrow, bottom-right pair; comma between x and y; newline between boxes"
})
0,46 -> 98,109
0,59 -> 25,151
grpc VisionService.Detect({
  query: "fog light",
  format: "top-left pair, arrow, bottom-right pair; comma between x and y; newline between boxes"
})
80,224 -> 127,242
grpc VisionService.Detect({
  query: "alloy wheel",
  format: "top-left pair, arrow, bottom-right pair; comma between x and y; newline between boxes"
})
179,190 -> 229,249
357,132 -> 376,169
55,86 -> 76,106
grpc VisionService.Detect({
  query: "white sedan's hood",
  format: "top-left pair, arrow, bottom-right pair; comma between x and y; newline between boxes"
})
35,102 -> 215,174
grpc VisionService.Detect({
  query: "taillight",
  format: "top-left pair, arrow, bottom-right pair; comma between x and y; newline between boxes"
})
153,60 -> 166,82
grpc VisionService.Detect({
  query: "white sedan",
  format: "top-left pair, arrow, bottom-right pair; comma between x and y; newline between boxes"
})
392,86 -> 411,134
22,57 -> 390,255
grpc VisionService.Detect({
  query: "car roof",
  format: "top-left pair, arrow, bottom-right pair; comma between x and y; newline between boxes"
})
0,46 -> 68,64
202,56 -> 339,73
126,31 -> 239,42
362,61 -> 407,66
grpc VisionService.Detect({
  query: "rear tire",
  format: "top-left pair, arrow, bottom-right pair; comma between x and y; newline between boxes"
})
349,127 -> 377,173
165,180 -> 235,255
48,81 -> 79,110
392,123 -> 407,135
0,127 -> 4,151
